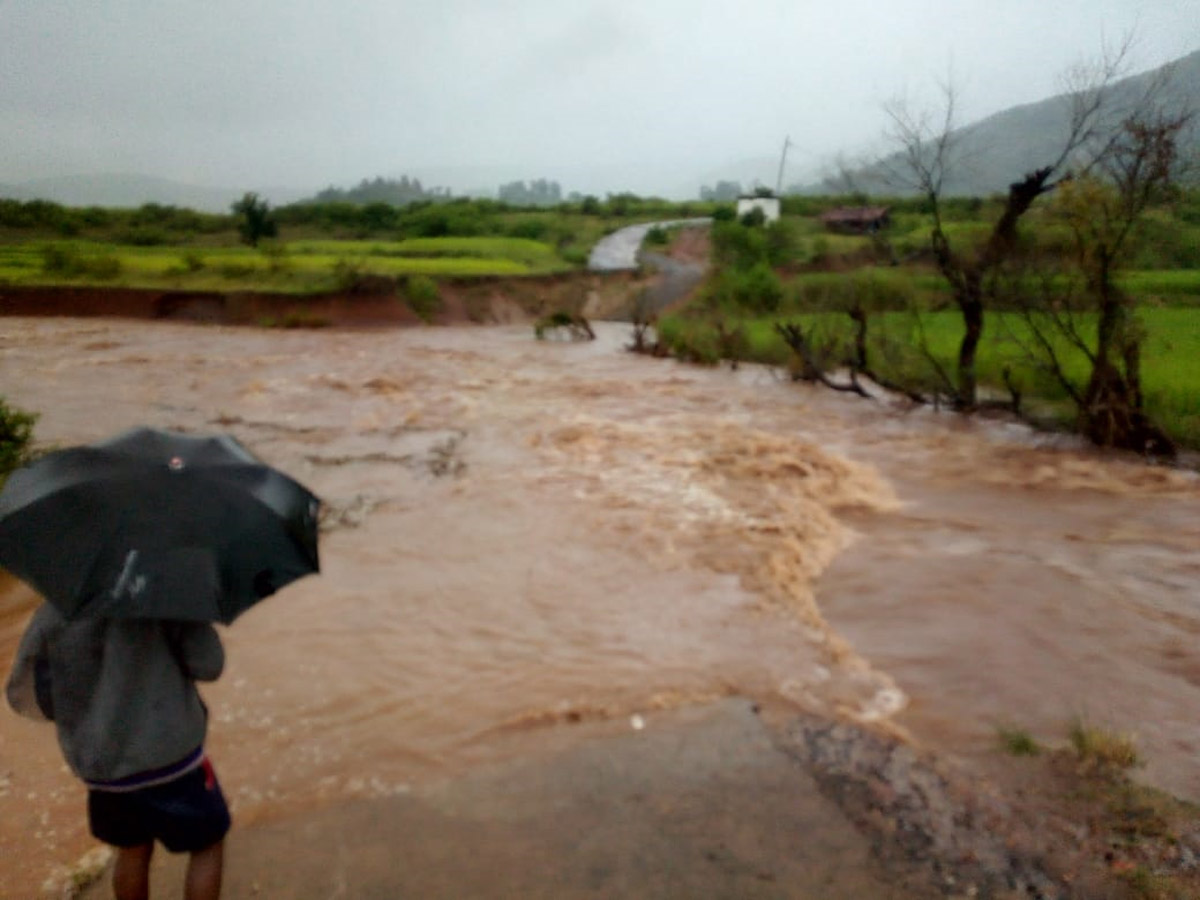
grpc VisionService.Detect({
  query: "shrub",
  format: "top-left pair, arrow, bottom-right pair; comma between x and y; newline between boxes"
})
400,205 -> 490,238
0,396 -> 36,482
1069,718 -> 1140,774
118,226 -> 170,246
404,275 -> 442,322
709,263 -> 783,313
788,269 -> 918,314
996,725 -> 1040,757
765,219 -> 801,266
232,192 -> 278,247
739,206 -> 767,228
508,219 -> 549,240
644,225 -> 669,246
332,258 -> 364,291
561,247 -> 589,267
656,316 -> 721,364
40,243 -> 77,274
39,244 -> 122,280
711,220 -> 768,269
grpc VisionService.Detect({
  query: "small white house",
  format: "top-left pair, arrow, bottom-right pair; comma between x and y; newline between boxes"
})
735,196 -> 781,223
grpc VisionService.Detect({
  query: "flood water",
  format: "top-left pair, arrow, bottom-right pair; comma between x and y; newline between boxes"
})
1,317 -> 1198,896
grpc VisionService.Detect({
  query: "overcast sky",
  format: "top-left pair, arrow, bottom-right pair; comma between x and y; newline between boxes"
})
2,0 -> 1197,198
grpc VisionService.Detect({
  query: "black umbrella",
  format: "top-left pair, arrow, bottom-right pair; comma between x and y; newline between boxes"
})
0,427 -> 320,624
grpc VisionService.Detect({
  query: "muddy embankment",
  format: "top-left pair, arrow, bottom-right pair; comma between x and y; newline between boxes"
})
0,268 -> 652,329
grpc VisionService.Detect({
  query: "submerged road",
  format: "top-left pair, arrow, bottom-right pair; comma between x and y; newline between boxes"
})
586,217 -> 711,271
588,218 -> 711,317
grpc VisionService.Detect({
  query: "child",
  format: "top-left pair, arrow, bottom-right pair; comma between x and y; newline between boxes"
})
6,602 -> 230,900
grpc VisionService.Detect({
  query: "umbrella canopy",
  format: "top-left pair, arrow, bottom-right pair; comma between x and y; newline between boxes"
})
0,427 -> 320,624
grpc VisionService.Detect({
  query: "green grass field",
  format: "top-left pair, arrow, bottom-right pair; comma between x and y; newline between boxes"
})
0,236 -> 572,292
783,267 -> 1200,309
660,306 -> 1200,448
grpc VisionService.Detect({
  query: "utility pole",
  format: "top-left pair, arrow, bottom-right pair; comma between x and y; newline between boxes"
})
774,135 -> 793,196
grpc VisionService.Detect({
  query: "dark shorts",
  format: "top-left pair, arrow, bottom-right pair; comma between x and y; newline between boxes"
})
88,758 -> 231,853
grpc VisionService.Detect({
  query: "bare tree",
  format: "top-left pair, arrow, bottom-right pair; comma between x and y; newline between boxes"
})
882,38 -> 1141,410
998,108 -> 1191,454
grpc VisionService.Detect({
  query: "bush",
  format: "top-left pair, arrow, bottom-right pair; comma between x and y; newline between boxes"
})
400,205 -> 489,238
40,244 -> 76,274
708,263 -> 783,314
644,225 -> 669,246
739,206 -> 767,228
404,275 -> 442,322
0,396 -> 36,482
1069,718 -> 1140,775
332,258 -> 364,291
118,226 -> 170,246
788,269 -> 917,314
711,221 -> 768,269
507,219 -> 549,240
996,725 -> 1041,757
765,219 -> 801,266
39,244 -> 122,280
735,263 -> 783,313
232,192 -> 278,247
656,317 -> 721,365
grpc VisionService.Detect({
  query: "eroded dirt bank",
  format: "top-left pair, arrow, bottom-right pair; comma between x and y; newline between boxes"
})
1,316 -> 1198,897
0,268 -> 649,329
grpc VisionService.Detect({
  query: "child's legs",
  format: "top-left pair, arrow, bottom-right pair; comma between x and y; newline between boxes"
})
112,842 -> 154,900
185,839 -> 223,900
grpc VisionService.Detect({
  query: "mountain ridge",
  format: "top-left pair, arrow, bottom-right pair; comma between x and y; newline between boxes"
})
813,47 -> 1200,196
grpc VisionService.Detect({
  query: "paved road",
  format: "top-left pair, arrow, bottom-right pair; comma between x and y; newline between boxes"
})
587,218 -> 711,319
87,701 -> 928,899
587,218 -> 711,271
637,250 -> 708,317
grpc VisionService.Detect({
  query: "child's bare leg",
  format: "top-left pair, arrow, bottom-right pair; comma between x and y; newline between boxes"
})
112,843 -> 154,900
184,839 -> 223,900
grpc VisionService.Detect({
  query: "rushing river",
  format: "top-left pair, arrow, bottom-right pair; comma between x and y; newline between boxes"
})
1,317 -> 1198,896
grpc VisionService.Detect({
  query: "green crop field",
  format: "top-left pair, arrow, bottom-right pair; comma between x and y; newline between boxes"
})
0,236 -> 571,292
287,236 -> 567,268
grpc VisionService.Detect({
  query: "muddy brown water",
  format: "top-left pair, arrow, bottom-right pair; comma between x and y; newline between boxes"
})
1,317 -> 1198,896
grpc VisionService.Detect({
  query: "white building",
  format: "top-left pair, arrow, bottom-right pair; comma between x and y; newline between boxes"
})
735,196 -> 781,223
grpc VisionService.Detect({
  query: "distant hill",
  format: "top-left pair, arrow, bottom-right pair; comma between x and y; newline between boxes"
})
0,173 -> 306,213
809,48 -> 1200,196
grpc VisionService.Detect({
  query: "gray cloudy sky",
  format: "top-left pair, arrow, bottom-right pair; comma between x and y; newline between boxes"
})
2,0 -> 1197,198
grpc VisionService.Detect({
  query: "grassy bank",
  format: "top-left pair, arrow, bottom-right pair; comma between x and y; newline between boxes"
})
657,187 -> 1200,453
660,304 -> 1200,450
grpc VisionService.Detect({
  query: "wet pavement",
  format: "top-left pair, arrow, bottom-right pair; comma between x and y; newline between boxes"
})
81,701 -> 927,900
586,218 -> 711,271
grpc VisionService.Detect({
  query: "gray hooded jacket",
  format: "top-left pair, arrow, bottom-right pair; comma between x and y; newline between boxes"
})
5,603 -> 224,787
